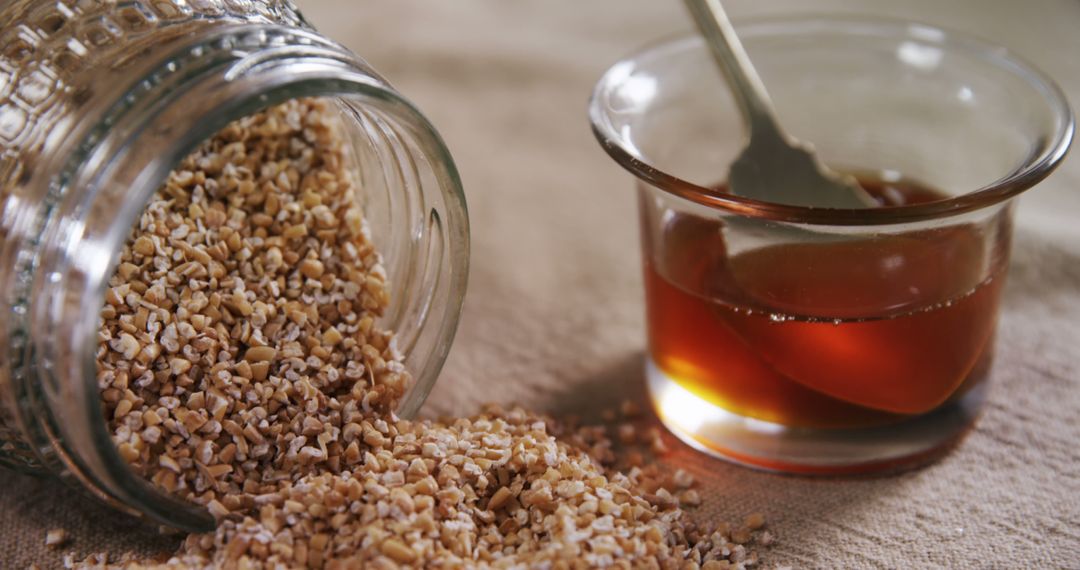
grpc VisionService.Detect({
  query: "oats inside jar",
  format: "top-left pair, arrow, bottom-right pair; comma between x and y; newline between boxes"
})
98,98 -> 411,506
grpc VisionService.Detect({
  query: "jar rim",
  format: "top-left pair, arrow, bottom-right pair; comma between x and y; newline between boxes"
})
588,15 -> 1074,226
32,28 -> 466,532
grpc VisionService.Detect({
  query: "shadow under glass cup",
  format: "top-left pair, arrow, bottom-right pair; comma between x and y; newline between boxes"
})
589,17 -> 1073,474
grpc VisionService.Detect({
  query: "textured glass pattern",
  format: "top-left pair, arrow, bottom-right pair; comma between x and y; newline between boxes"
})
0,0 -> 305,472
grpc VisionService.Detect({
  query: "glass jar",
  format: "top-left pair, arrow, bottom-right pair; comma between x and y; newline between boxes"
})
590,17 -> 1072,474
0,0 -> 468,530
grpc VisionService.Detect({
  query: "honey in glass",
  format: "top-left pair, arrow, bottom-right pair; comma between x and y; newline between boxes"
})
645,179 -> 1006,431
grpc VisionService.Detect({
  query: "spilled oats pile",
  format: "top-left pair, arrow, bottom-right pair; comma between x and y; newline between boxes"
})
81,99 -> 770,569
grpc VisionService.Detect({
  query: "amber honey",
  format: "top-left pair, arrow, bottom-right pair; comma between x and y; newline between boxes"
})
645,180 -> 1006,430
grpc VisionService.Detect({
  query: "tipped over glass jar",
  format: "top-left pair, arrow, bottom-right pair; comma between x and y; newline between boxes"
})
590,16 -> 1072,474
0,0 -> 468,531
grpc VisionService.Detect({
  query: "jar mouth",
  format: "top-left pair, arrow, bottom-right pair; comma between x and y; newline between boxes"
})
28,27 -> 467,532
588,16 -> 1074,226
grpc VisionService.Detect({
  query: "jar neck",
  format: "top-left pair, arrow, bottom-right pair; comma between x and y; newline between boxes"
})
4,25 -> 429,532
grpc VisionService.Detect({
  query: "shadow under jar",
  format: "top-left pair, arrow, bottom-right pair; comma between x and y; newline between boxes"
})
0,0 -> 468,530
589,17 -> 1072,474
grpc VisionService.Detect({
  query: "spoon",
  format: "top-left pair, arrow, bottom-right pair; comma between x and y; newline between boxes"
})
682,0 -> 875,209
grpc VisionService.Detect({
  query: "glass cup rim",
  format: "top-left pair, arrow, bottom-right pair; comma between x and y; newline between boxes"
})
588,15 -> 1075,226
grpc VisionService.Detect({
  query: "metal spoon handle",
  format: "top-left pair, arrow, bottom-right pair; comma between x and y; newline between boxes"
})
682,0 -> 784,139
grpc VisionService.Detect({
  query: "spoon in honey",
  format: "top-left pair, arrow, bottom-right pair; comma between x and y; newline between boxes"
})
683,0 -> 876,208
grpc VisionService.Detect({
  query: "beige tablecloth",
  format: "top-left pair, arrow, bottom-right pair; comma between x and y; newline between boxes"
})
4,1 -> 1080,568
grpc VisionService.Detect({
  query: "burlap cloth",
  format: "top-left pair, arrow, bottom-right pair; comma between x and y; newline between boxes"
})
4,1 -> 1079,568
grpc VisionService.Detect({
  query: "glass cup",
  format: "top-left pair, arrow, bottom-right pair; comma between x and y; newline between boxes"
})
589,17 -> 1073,474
